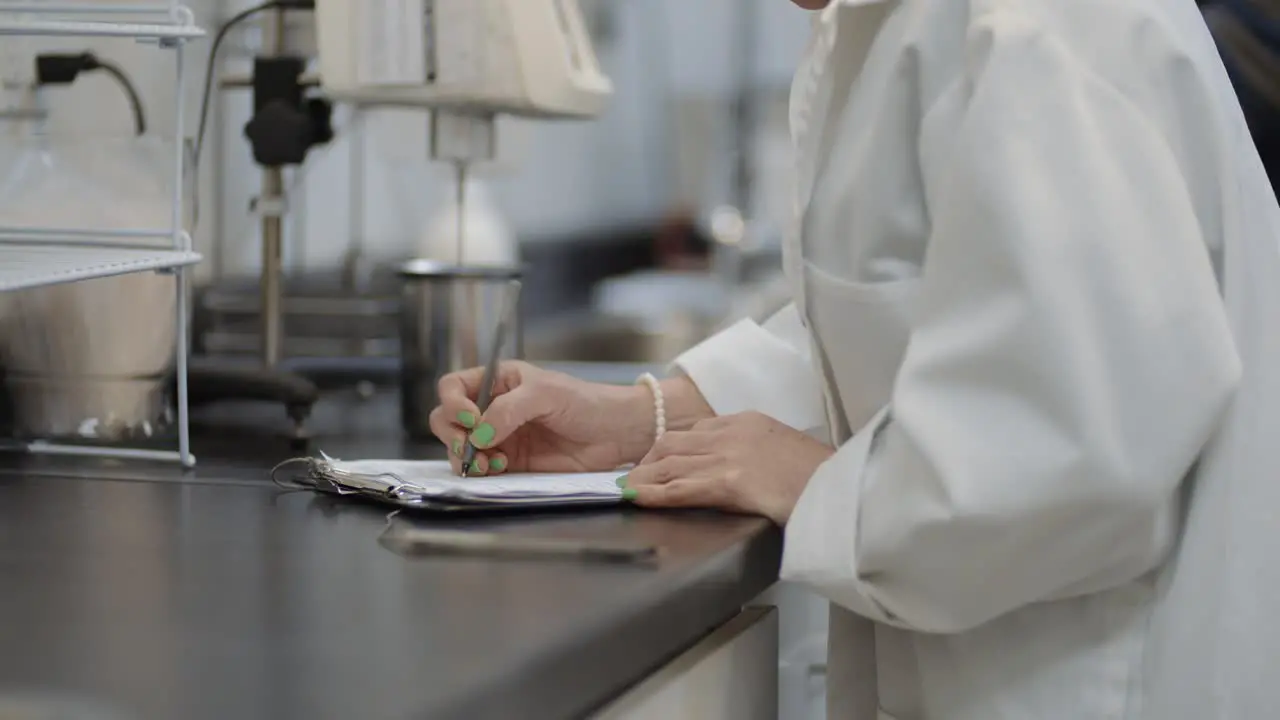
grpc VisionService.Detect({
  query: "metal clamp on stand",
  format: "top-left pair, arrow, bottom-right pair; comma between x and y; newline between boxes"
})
187,4 -> 332,442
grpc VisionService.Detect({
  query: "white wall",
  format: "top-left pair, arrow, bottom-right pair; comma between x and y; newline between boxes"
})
0,0 -> 812,282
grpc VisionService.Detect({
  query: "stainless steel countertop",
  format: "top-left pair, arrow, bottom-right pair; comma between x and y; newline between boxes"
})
0,382 -> 781,720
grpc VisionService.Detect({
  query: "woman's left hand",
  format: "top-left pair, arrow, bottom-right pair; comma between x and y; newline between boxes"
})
621,412 -> 835,525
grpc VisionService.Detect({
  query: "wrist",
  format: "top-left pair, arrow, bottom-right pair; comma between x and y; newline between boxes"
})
613,375 -> 715,465
659,375 -> 715,432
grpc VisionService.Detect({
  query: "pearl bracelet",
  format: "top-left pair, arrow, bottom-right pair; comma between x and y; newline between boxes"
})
635,372 -> 666,444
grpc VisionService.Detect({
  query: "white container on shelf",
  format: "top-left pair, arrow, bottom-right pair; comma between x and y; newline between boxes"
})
0,134 -> 184,440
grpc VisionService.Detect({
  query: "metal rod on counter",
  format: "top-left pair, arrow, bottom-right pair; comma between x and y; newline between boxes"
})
343,108 -> 365,291
259,5 -> 287,368
173,38 -> 193,467
261,178 -> 284,368
454,159 -> 468,265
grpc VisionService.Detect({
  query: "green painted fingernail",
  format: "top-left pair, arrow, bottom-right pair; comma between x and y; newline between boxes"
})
451,439 -> 462,456
470,423 -> 496,448
615,475 -> 629,488
490,456 -> 506,471
468,464 -> 485,476
622,489 -> 638,502
457,411 -> 477,428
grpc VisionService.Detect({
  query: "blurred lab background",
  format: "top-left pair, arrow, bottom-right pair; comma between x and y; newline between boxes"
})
4,5 -> 1273,719
0,0 -> 810,381
0,8 -> 829,716
5,2 -> 1278,442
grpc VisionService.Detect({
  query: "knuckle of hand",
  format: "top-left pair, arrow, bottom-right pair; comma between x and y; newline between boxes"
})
709,477 -> 734,505
641,491 -> 666,508
657,462 -> 677,484
656,486 -> 679,507
675,484 -> 702,505
439,371 -> 460,389
511,360 -> 536,381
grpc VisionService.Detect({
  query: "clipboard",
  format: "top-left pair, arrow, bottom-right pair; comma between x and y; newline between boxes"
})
271,455 -> 628,513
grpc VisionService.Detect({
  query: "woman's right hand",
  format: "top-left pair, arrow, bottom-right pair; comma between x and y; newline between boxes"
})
428,361 -> 714,476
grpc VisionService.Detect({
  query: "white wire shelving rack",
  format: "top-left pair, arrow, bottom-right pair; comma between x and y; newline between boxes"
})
0,1 -> 205,467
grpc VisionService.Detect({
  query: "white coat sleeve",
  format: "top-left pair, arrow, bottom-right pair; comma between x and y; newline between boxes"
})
672,303 -> 828,436
780,17 -> 1242,634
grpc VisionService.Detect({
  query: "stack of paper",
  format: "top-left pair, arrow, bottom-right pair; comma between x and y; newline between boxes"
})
295,455 -> 626,511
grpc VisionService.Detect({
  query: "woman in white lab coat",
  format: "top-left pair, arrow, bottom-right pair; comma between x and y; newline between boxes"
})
431,0 -> 1280,717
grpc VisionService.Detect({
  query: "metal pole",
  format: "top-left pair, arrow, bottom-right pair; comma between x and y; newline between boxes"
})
343,107 -> 364,290
710,0 -> 758,297
173,39 -> 193,467
259,5 -> 287,368
730,0 -> 757,214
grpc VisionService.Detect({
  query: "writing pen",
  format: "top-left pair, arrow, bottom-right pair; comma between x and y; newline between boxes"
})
460,279 -> 522,476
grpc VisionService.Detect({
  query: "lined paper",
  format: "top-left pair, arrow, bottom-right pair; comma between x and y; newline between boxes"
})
322,458 -> 624,504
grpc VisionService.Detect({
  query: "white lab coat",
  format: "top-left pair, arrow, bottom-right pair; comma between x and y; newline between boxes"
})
674,0 -> 1280,717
